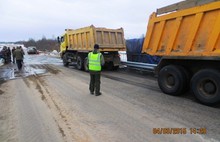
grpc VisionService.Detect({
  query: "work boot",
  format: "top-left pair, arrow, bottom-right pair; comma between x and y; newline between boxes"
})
95,92 -> 102,96
90,92 -> 94,95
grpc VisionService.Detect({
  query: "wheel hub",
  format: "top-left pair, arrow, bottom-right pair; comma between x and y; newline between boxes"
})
167,75 -> 175,86
203,81 -> 216,95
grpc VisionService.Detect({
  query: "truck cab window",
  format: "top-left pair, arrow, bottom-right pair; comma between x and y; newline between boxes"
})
61,36 -> 64,42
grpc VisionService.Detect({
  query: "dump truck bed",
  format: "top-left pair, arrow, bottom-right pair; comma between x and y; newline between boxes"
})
142,1 -> 220,57
65,25 -> 126,52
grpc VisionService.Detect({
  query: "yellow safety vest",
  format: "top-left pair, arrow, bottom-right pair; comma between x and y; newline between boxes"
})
88,52 -> 102,71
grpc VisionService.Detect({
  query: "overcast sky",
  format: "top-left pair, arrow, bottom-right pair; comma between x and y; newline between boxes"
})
0,0 -> 181,42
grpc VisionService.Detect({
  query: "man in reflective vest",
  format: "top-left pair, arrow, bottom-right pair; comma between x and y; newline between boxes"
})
88,44 -> 105,96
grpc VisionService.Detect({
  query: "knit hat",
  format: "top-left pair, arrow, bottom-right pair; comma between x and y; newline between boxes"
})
94,44 -> 99,49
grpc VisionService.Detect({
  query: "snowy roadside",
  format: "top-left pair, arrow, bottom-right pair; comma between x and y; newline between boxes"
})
48,50 -> 60,58
39,50 -> 60,58
0,58 -> 5,67
45,50 -> 127,61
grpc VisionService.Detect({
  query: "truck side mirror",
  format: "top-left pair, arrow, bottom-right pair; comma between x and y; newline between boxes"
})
57,36 -> 60,43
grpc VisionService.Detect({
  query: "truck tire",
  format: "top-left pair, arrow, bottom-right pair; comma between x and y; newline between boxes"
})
84,57 -> 89,72
158,65 -> 187,96
76,56 -> 84,70
106,62 -> 114,70
191,69 -> 220,106
113,65 -> 119,70
63,53 -> 69,67
178,66 -> 191,93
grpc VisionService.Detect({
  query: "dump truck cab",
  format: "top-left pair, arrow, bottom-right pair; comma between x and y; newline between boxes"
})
58,33 -> 68,59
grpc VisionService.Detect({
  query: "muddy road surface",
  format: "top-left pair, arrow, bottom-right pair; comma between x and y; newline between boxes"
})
0,54 -> 220,142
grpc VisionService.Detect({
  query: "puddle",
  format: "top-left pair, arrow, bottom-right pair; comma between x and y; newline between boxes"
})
0,54 -> 62,81
0,64 -> 48,81
0,68 -> 15,80
23,66 -> 47,76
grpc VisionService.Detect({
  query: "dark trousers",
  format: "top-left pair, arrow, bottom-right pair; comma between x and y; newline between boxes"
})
89,71 -> 101,94
13,56 -> 15,63
16,60 -> 23,70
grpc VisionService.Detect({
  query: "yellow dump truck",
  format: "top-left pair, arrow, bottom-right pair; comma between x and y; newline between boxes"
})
58,25 -> 126,70
142,0 -> 220,105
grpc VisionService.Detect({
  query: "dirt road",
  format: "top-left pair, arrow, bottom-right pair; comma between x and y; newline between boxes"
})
0,54 -> 220,142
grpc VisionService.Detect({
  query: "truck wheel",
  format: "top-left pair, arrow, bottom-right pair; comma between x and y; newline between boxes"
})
84,57 -> 89,72
191,69 -> 220,105
158,65 -> 187,96
76,56 -> 84,70
178,66 -> 191,93
113,65 -> 119,70
63,54 -> 69,67
106,62 -> 114,70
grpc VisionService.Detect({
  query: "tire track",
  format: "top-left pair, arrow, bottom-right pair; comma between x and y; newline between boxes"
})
27,73 -> 92,142
13,77 -> 63,142
102,74 -> 160,92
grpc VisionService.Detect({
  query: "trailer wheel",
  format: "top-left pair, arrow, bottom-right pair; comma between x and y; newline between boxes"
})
84,57 -> 89,72
191,69 -> 220,105
158,65 -> 187,96
76,56 -> 84,70
63,53 -> 69,67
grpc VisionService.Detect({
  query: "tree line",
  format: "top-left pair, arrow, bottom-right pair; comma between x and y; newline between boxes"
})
15,37 -> 60,52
